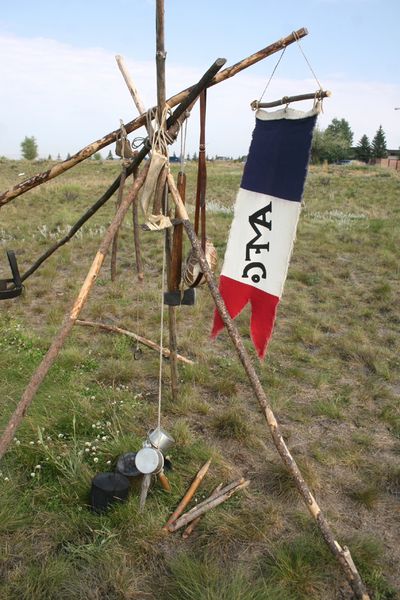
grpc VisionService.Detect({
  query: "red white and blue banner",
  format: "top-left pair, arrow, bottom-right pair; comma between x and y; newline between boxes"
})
212,105 -> 320,359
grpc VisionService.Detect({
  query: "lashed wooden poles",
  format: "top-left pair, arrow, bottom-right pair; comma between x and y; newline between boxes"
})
165,173 -> 370,600
18,60 -> 220,285
0,162 -> 149,460
76,319 -> 194,365
0,28 -> 308,207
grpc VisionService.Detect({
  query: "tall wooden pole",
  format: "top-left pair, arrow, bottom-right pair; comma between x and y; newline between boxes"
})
155,0 -> 179,400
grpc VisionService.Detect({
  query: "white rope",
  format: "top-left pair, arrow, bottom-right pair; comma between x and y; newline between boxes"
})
292,30 -> 323,91
257,34 -> 324,107
258,47 -> 286,103
180,118 -> 188,172
157,172 -> 169,431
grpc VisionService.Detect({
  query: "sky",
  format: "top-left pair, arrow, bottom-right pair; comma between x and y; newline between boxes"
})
0,0 -> 399,159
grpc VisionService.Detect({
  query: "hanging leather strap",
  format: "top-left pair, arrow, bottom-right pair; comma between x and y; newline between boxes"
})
191,90 -> 207,288
169,170 -> 186,291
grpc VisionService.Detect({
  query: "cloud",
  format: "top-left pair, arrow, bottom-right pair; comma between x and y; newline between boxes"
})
0,33 -> 399,160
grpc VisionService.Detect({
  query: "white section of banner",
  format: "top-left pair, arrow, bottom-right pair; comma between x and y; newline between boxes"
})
221,188 -> 301,298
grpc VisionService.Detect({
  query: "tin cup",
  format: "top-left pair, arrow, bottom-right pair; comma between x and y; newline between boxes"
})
135,445 -> 164,475
147,427 -> 175,453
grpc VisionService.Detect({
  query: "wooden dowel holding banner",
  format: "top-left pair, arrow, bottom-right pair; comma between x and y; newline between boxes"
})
252,89 -> 331,109
165,172 -> 370,600
0,28 -> 308,207
0,162 -> 149,460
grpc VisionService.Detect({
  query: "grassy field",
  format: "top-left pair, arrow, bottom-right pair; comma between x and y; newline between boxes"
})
0,158 -> 399,600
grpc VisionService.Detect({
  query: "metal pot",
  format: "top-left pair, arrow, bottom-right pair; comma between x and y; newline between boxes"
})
135,445 -> 164,475
90,472 -> 130,513
147,427 -> 175,453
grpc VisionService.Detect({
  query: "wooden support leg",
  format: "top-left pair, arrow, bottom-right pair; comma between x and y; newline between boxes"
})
0,163 -> 149,460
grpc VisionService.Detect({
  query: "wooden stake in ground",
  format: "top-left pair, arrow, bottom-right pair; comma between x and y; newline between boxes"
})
0,28 -> 308,207
165,173 -> 370,600
0,162 -> 149,460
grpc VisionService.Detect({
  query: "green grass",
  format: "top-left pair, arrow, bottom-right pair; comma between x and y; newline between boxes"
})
0,160 -> 399,599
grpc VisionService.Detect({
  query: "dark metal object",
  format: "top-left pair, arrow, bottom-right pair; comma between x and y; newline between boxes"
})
116,452 -> 141,477
90,472 -> 130,513
163,288 -> 195,306
0,251 -> 23,300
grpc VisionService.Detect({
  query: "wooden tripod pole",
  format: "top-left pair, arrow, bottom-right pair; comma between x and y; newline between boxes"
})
166,173 -> 370,600
0,163 -> 149,460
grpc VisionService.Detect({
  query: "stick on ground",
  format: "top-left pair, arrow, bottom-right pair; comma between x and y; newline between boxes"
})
76,319 -> 194,365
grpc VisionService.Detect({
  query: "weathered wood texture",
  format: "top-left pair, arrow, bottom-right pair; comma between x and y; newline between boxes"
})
0,28 -> 307,207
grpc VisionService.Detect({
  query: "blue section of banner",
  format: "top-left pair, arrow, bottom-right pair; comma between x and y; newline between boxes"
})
241,114 -> 317,202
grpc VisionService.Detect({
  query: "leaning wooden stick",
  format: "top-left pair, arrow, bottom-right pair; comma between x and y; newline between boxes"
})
0,28 -> 308,207
110,165 -> 128,281
162,459 -> 211,531
116,55 -> 147,116
168,480 -> 250,533
182,483 -> 223,539
76,319 -> 194,365
0,162 -> 149,460
165,173 -> 370,600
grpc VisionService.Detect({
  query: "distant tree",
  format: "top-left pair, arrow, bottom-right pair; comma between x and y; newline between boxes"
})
311,126 -> 351,163
57,153 -> 61,160
372,125 -> 388,159
20,136 -> 38,160
326,118 -> 353,146
47,154 -> 52,160
355,135 -> 372,163
106,150 -> 114,160
192,152 -> 198,162
93,152 -> 102,161
66,153 -> 71,160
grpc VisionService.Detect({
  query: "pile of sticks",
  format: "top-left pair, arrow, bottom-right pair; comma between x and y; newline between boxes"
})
163,459 -> 249,537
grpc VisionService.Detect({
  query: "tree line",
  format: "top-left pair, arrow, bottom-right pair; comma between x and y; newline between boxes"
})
311,119 -> 390,164
19,122 -> 393,165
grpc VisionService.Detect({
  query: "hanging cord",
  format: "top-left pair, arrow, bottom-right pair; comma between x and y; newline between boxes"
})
180,117 -> 188,172
258,46 -> 286,104
253,35 -> 324,111
292,30 -> 323,91
157,183 -> 168,431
